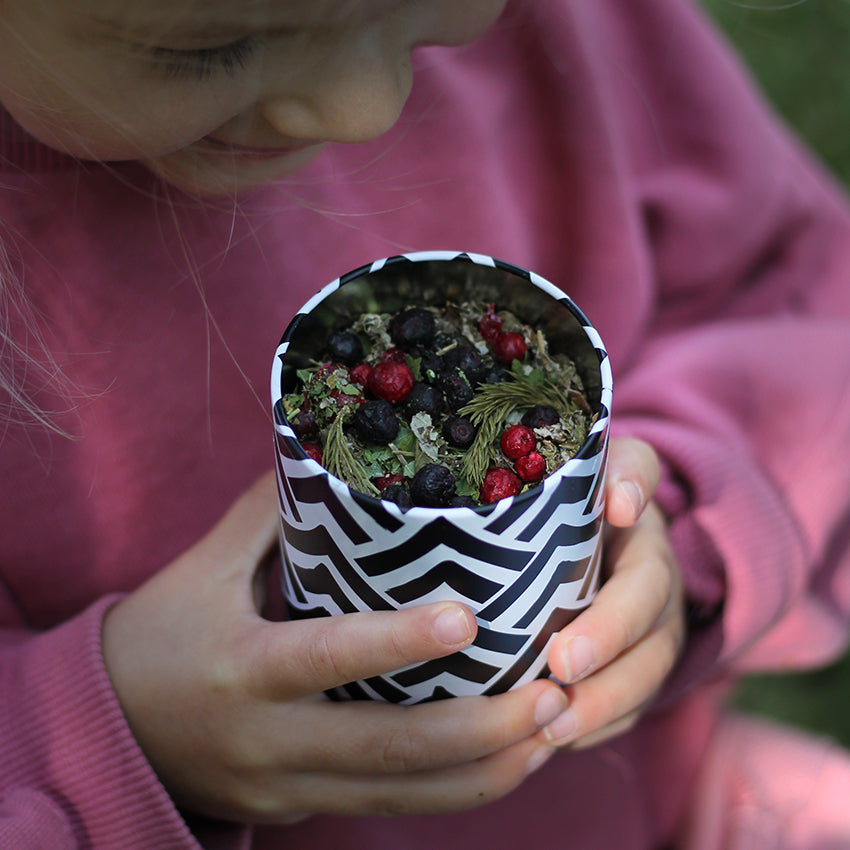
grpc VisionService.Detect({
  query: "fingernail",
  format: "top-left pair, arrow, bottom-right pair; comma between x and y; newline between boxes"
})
525,746 -> 555,777
618,479 -> 643,519
432,606 -> 472,646
534,689 -> 568,727
564,636 -> 594,683
544,708 -> 578,745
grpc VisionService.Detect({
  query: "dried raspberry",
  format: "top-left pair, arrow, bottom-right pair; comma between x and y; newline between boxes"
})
373,473 -> 406,491
389,308 -> 436,350
329,387 -> 365,412
349,362 -> 372,387
493,331 -> 527,364
521,404 -> 560,429
479,467 -> 523,504
442,415 -> 477,449
325,330 -> 363,365
380,347 -> 408,363
500,424 -> 536,459
352,399 -> 399,444
300,442 -> 323,464
410,464 -> 457,507
515,451 -> 546,483
479,304 -> 504,345
368,360 -> 415,404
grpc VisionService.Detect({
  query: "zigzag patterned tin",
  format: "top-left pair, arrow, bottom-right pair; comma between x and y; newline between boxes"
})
271,251 -> 612,703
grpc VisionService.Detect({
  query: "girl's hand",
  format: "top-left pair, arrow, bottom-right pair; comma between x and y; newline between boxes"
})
101,472 -> 568,823
542,437 -> 687,749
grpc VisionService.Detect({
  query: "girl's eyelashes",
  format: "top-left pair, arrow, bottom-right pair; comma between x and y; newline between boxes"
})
150,35 -> 262,82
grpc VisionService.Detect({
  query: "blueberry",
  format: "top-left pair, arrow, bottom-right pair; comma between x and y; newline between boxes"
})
410,348 -> 442,384
352,399 -> 399,444
433,332 -> 456,351
483,365 -> 511,384
410,464 -> 457,507
437,369 -> 474,412
389,308 -> 435,350
521,404 -> 560,429
381,483 -> 412,511
441,345 -> 487,385
405,383 -> 444,419
288,407 -> 319,440
325,330 -> 363,365
448,494 -> 478,508
443,415 -> 477,449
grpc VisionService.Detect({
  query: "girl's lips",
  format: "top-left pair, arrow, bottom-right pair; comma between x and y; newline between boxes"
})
196,135 -> 322,160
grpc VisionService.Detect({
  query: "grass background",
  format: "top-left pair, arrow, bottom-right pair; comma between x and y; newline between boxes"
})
696,0 -> 850,747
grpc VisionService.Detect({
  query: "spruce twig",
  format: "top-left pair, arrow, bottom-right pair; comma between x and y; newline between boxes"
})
458,373 -> 575,487
323,415 -> 379,496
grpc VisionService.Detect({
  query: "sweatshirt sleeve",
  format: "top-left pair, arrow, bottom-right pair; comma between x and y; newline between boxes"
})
0,593 -> 252,850
602,0 -> 850,682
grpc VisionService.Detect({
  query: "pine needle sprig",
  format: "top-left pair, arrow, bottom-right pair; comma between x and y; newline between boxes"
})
322,415 -> 379,496
458,373 -> 576,487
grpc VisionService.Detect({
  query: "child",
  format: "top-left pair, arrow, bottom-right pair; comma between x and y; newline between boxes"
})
2,0 -> 850,848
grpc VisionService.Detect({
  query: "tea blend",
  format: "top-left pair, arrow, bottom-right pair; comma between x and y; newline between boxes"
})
280,300 -> 595,508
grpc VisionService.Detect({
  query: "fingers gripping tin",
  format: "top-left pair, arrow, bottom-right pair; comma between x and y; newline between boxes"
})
271,251 -> 612,703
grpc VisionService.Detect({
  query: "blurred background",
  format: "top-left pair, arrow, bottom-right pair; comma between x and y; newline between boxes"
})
697,0 -> 850,747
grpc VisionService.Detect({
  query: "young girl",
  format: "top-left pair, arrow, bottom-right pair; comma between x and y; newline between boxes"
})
2,0 -> 850,848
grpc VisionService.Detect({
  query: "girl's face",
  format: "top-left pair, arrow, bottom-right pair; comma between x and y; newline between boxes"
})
0,0 -> 507,194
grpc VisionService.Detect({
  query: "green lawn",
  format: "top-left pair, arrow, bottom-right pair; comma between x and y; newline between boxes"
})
698,0 -> 850,747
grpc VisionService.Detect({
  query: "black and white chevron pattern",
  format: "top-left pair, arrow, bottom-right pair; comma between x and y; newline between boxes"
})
271,251 -> 612,703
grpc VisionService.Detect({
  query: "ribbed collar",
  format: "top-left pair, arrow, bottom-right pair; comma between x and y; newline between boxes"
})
1,107 -> 80,173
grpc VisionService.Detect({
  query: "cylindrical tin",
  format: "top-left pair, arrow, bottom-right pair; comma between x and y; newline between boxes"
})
271,251 -> 612,703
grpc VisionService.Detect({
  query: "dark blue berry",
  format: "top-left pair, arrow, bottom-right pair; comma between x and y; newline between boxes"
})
521,404 -> 560,429
288,406 -> 319,440
443,415 -> 477,449
410,464 -> 457,507
326,330 -> 363,365
438,369 -> 474,412
389,308 -> 435,350
441,345 -> 487,385
449,494 -> 478,508
405,383 -> 444,419
483,365 -> 511,384
381,483 -> 412,511
352,399 -> 399,444
410,348 -> 442,384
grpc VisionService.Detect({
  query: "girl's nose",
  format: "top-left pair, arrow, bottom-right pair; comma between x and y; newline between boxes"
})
259,48 -> 414,145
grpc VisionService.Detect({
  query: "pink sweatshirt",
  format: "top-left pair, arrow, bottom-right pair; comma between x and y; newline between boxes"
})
3,1 -> 850,847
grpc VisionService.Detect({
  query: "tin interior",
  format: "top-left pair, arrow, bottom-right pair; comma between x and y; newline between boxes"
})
279,260 -> 603,412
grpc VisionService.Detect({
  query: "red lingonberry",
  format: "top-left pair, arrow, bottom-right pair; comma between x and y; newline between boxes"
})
349,362 -> 372,387
373,473 -> 406,491
380,347 -> 408,363
493,331 -> 527,364
500,424 -> 536,459
301,442 -> 323,463
479,303 -> 504,345
479,467 -> 523,504
368,360 -> 415,404
515,451 -> 546,483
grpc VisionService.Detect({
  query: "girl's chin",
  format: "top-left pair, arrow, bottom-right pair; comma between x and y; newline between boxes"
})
145,143 -> 326,196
